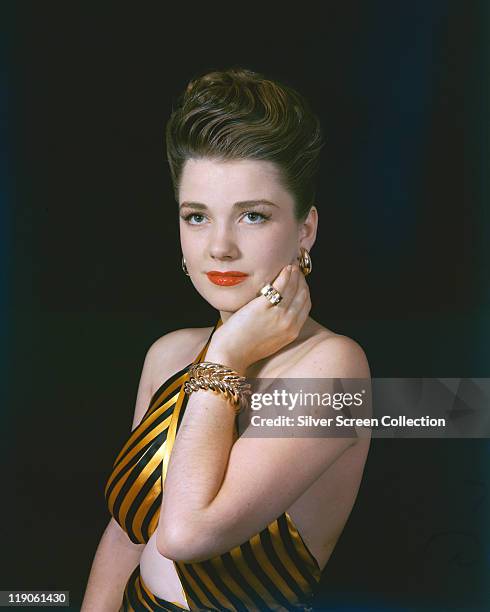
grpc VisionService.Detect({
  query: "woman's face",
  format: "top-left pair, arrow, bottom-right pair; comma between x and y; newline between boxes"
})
178,157 -> 316,314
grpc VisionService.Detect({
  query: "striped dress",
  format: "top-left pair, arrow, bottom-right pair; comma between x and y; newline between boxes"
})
104,319 -> 322,611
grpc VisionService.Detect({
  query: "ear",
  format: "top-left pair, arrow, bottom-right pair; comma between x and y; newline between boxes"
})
298,205 -> 318,251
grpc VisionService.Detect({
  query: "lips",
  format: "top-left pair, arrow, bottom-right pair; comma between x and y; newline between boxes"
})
206,271 -> 248,286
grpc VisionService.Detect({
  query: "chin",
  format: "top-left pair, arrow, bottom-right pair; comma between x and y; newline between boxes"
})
208,296 -> 250,313
194,283 -> 255,312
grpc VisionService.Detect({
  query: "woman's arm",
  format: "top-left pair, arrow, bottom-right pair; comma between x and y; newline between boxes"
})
81,518 -> 144,611
82,333 -> 161,610
157,334 -> 370,563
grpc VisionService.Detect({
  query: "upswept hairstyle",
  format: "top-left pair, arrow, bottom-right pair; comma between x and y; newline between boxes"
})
165,67 -> 324,222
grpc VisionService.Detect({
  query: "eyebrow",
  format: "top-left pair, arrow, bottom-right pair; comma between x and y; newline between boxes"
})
179,199 -> 279,211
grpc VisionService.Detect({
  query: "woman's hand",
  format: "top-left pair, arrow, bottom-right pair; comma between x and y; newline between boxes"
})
205,263 -> 311,374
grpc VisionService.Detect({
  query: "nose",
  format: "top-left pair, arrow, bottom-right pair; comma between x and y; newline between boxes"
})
208,223 -> 240,261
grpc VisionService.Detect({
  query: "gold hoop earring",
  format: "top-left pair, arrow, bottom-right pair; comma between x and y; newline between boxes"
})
182,256 -> 190,276
298,247 -> 312,276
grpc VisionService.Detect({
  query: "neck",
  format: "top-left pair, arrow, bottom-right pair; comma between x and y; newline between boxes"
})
218,311 -> 318,339
219,310 -> 233,324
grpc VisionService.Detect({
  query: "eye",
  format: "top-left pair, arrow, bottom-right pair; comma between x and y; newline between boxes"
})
181,211 -> 271,226
182,213 -> 207,225
243,211 -> 270,224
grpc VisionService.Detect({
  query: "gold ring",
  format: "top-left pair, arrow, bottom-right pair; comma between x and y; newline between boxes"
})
260,283 -> 283,306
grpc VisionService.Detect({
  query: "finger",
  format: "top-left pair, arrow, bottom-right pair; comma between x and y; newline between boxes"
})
297,291 -> 312,324
286,276 -> 310,314
257,264 -> 291,307
276,263 -> 301,309
270,263 -> 291,291
292,287 -> 312,325
268,263 -> 296,298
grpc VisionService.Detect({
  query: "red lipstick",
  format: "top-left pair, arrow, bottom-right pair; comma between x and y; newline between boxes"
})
206,271 -> 248,286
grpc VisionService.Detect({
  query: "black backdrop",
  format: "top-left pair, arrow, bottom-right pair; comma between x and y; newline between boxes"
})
2,1 -> 489,610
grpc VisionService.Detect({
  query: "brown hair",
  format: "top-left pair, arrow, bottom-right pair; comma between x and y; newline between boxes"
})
165,67 -> 324,221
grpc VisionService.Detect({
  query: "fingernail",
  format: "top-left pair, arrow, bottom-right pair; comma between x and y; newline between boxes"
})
287,264 -> 292,272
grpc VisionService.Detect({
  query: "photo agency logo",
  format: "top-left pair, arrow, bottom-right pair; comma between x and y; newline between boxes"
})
240,378 -> 372,438
249,388 -> 365,411
238,378 -> 490,439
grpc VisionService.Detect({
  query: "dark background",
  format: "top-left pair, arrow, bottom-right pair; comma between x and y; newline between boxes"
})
2,1 -> 489,610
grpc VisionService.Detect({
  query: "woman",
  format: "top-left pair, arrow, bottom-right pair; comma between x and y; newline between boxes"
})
82,67 -> 371,612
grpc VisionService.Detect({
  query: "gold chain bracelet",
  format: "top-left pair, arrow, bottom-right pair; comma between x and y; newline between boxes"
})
184,361 -> 251,414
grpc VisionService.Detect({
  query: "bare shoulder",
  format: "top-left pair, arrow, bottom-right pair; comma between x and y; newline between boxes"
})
130,325 -> 214,431
146,325 -> 214,395
303,332 -> 371,379
147,325 -> 212,360
283,318 -> 371,380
